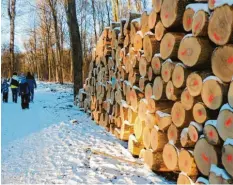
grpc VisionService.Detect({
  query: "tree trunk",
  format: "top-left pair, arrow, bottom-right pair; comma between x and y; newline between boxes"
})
65,0 -> 83,99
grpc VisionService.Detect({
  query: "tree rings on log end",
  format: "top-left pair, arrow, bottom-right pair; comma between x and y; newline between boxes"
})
217,109 -> 233,141
150,127 -> 168,152
194,138 -> 219,176
192,10 -> 208,37
161,59 -> 175,83
208,5 -> 233,46
181,88 -> 194,111
167,124 -> 180,145
183,8 -> 195,32
148,9 -> 158,30
155,21 -> 166,41
162,142 -> 179,171
151,55 -> 162,75
203,124 -> 220,146
153,76 -> 165,100
211,44 -> 233,83
193,102 -> 208,124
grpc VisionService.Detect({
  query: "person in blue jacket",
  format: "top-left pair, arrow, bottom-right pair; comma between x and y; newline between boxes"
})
26,72 -> 37,102
19,75 -> 30,109
1,79 -> 9,103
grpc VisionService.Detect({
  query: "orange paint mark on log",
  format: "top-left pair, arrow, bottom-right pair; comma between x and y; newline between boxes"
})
209,130 -> 214,138
165,13 -> 169,19
193,133 -> 197,141
208,94 -> 214,103
168,42 -> 172,48
170,130 -> 174,137
194,21 -> 201,31
213,32 -> 221,41
184,160 -> 188,167
168,153 -> 172,160
211,0 -> 216,5
177,75 -> 181,81
187,17 -> 192,26
225,117 -> 232,127
155,63 -> 159,69
193,80 -> 198,86
227,56 -> 233,64
198,110 -> 202,116
227,154 -> 233,162
181,49 -> 187,56
176,113 -> 180,118
165,71 -> 168,76
201,153 -> 209,163
186,93 -> 190,100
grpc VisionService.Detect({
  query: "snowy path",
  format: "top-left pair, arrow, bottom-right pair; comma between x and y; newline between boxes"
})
1,82 -> 172,184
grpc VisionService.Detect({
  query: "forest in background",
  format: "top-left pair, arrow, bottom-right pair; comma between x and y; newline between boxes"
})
1,0 -> 150,84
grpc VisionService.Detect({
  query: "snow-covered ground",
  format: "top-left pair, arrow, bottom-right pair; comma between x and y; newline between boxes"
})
1,82 -> 172,184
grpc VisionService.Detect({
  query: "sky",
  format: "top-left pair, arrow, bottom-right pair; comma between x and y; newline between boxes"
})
1,0 -> 37,52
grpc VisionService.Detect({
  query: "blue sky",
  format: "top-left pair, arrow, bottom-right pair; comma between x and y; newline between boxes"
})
1,0 -> 37,52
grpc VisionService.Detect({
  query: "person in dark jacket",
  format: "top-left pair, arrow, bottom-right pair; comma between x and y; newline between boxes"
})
1,79 -> 9,103
9,72 -> 19,103
19,75 -> 30,109
26,72 -> 37,102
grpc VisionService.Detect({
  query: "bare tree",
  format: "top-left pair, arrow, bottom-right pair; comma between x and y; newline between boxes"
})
64,0 -> 83,99
8,0 -> 16,76
91,0 -> 97,43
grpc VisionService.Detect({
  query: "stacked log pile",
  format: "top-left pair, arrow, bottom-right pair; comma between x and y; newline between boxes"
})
78,0 -> 233,184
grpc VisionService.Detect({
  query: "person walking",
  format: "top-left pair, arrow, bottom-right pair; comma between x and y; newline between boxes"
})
1,79 -> 9,103
26,72 -> 37,102
9,72 -> 19,103
19,75 -> 30,109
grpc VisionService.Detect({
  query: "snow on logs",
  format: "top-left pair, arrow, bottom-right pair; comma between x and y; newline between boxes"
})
81,0 -> 233,184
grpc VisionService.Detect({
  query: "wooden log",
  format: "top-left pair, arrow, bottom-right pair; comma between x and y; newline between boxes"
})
151,54 -> 162,75
186,71 -> 211,97
145,83 -> 153,100
139,55 -> 149,77
139,76 -> 149,91
143,126 -> 151,149
156,110 -> 172,131
138,99 -> 148,121
160,32 -> 185,60
178,36 -> 214,68
194,138 -> 219,176
216,104 -> 233,141
120,121 -> 134,141
134,116 -> 145,142
124,12 -> 141,36
155,21 -> 167,41
211,44 -> 233,83
120,104 -> 128,123
182,5 -> 195,32
162,142 -> 180,171
147,98 -> 156,114
181,88 -> 194,111
222,139 -> 233,178
148,8 -> 158,30
145,112 -> 157,129
160,0 -> 193,28
192,10 -> 209,37
167,124 -> 181,145
209,164 -> 233,184
152,0 -> 163,13
180,128 -> 195,147
150,126 -> 168,152
129,87 -> 144,111
203,120 -> 221,146
153,76 -> 167,100
178,149 -> 198,177
143,33 -> 160,62
171,101 -> 193,128
166,80 -> 183,101
128,107 -> 137,124
147,66 -> 155,82
133,31 -> 143,51
188,121 -> 203,143
128,134 -> 144,156
177,173 -> 195,185
193,102 -> 218,124
172,63 -> 190,89
201,76 -> 228,110
144,149 -> 170,172
141,10 -> 150,35
228,80 -> 233,108
208,5 -> 233,46
161,59 -> 176,83
130,18 -> 141,45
